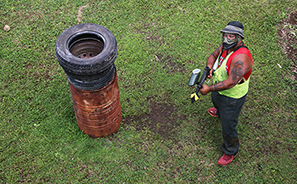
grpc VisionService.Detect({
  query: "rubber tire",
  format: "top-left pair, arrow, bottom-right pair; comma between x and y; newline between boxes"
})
68,65 -> 115,91
55,23 -> 117,90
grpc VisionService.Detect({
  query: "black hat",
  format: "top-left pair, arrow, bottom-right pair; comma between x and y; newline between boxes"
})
220,21 -> 244,39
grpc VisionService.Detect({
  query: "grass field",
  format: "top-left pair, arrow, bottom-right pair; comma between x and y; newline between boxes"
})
1,0 -> 296,183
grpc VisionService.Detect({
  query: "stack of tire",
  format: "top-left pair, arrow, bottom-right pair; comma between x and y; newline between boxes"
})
55,23 -> 117,90
55,23 -> 122,138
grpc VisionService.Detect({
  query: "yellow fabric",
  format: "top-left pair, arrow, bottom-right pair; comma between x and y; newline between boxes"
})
191,93 -> 199,101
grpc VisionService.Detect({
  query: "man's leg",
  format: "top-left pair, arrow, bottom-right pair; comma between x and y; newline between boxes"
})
211,92 -> 247,155
211,91 -> 221,116
219,94 -> 247,155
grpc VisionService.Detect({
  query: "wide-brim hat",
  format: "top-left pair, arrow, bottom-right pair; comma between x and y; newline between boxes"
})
220,21 -> 244,39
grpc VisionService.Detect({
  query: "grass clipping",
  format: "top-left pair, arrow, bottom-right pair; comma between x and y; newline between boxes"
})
77,4 -> 89,24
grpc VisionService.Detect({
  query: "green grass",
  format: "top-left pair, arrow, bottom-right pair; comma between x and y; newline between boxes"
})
1,0 -> 296,183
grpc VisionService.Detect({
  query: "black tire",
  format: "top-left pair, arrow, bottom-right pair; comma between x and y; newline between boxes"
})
55,23 -> 117,90
66,64 -> 113,83
68,65 -> 115,91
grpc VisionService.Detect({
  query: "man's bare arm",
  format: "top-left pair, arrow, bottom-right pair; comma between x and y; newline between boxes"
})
205,45 -> 222,78
206,45 -> 222,68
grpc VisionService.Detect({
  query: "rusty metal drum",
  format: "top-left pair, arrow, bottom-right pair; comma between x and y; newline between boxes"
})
69,71 -> 122,138
56,23 -> 122,138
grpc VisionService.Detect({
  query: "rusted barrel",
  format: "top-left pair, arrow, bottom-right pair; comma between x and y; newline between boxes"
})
55,23 -> 122,138
69,71 -> 121,138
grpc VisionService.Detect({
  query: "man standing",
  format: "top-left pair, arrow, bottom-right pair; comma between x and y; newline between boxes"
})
199,21 -> 253,166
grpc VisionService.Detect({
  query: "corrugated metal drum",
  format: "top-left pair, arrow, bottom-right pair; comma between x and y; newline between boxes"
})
69,71 -> 121,138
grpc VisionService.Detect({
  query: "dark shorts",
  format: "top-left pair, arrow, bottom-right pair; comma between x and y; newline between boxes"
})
211,91 -> 247,155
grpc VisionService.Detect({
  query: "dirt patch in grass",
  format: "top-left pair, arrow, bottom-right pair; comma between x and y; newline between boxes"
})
132,22 -> 187,74
154,54 -> 187,73
278,10 -> 297,80
123,102 -> 187,142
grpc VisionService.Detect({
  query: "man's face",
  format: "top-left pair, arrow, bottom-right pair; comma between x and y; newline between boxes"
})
223,33 -> 236,40
222,33 -> 239,50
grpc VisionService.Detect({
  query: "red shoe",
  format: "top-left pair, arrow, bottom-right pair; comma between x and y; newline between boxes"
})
208,108 -> 218,117
218,154 -> 235,166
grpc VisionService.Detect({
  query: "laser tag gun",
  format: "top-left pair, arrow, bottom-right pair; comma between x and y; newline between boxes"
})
188,66 -> 211,103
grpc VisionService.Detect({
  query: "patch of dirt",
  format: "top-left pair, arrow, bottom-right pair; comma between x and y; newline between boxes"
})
123,102 -> 187,142
154,54 -> 188,73
278,10 -> 297,81
132,22 -> 188,74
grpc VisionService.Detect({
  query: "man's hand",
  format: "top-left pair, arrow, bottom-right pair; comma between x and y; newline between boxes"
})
199,84 -> 210,95
207,68 -> 214,79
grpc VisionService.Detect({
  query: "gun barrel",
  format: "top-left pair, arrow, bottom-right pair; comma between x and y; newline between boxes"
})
197,66 -> 211,88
